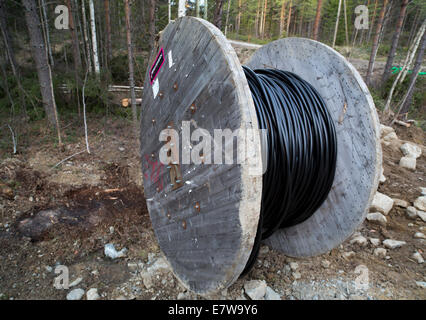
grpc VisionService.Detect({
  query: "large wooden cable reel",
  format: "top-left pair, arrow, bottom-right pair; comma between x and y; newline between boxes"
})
140,17 -> 382,295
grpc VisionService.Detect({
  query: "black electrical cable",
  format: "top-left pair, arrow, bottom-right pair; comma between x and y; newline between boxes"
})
241,66 -> 337,275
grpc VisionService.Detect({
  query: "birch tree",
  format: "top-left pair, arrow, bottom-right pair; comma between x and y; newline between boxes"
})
384,20 -> 425,114
178,0 -> 186,17
332,0 -> 342,48
397,29 -> 426,119
89,0 -> 100,74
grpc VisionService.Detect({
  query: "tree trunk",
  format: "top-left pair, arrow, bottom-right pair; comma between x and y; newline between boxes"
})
383,20 -> 425,113
382,0 -> 409,85
313,0 -> 322,40
22,0 -> 61,140
407,11 -> 419,47
149,0 -> 156,50
124,0 -> 138,138
89,0 -> 100,74
224,0 -> 231,37
332,0 -> 342,48
286,0 -> 292,36
365,0 -> 388,86
279,0 -> 285,37
398,29 -> 426,118
343,0 -> 349,45
367,0 -> 379,43
214,0 -> 225,30
259,0 -> 264,37
298,5 -> 303,36
236,0 -> 242,34
196,0 -> 200,18
204,0 -> 208,20
178,0 -> 186,17
104,0 -> 112,65
168,0 -> 171,23
66,0 -> 82,71
81,0 -> 93,72
262,0 -> 268,38
40,0 -> 54,68
255,0 -> 260,37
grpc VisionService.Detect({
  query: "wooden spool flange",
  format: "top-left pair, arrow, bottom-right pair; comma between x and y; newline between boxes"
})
140,17 -> 381,295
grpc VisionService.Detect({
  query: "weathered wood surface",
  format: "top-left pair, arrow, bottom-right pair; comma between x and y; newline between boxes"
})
247,38 -> 382,257
140,17 -> 261,294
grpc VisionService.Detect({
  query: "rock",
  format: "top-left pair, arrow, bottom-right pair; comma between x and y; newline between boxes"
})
0,183 -> 13,199
399,156 -> 416,170
414,232 -> 426,239
86,288 -> 100,300
118,147 -> 125,152
415,281 -> 426,289
342,251 -> 355,260
406,207 -> 418,219
127,262 -> 138,272
380,125 -> 394,138
147,257 -> 170,274
289,262 -> 299,271
292,272 -> 301,280
350,235 -> 368,246
379,167 -> 386,183
420,187 -> 426,196
369,238 -> 380,246
66,288 -> 85,300
141,271 -> 153,289
383,132 -> 398,141
104,243 -> 127,259
69,277 -> 83,287
244,280 -> 267,300
400,143 -> 421,159
366,212 -> 387,226
321,260 -> 331,268
414,196 -> 426,211
383,239 -> 406,249
177,292 -> 189,300
393,199 -> 409,208
412,252 -> 424,264
374,248 -> 387,258
259,245 -> 269,256
265,287 -> 281,300
417,211 -> 426,222
371,192 -> 394,215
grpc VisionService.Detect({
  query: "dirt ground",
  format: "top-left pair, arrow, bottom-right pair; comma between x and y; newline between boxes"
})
0,49 -> 425,300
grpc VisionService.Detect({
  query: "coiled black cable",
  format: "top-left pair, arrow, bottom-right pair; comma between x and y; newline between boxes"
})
241,66 -> 337,275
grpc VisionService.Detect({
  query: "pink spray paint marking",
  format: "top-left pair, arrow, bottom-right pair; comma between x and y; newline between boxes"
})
144,154 -> 164,192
